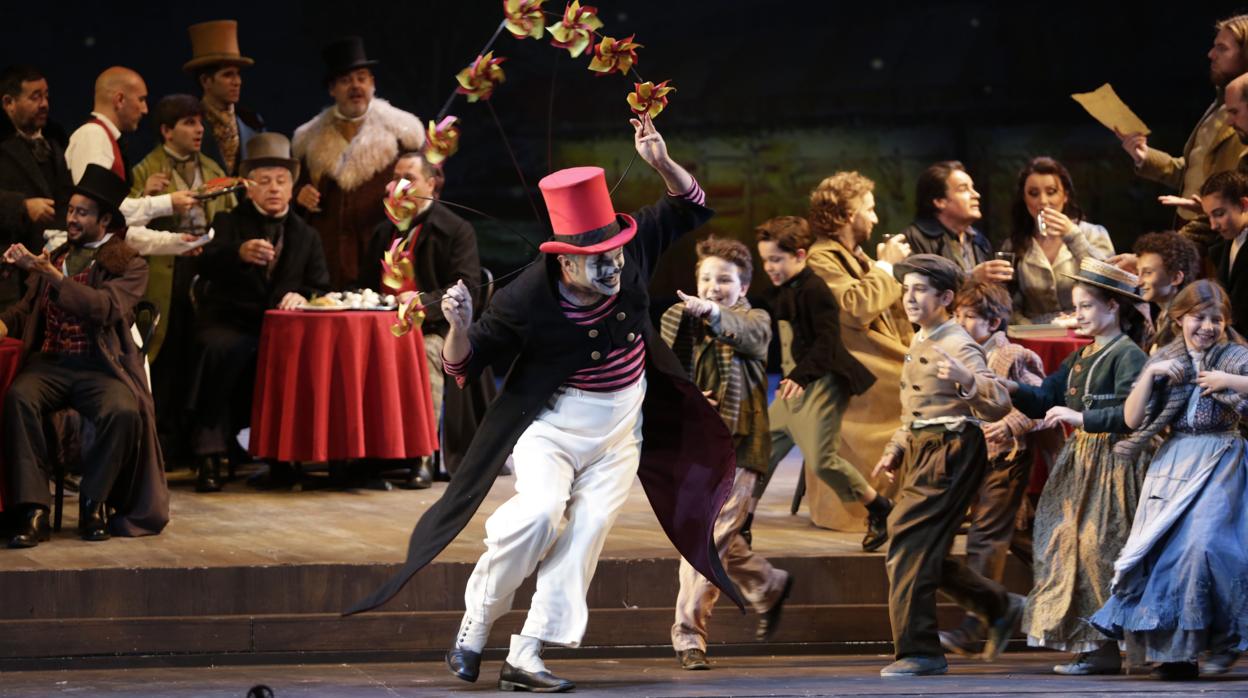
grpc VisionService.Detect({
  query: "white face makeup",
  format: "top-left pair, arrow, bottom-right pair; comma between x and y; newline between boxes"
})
562,247 -> 626,297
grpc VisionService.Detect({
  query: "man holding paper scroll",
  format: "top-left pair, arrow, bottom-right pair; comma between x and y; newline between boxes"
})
1117,15 -> 1248,253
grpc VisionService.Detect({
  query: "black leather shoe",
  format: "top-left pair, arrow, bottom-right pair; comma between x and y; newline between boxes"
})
862,499 -> 891,552
677,648 -> 710,670
8,506 -> 51,548
446,646 -> 481,683
196,456 -> 222,493
498,662 -> 575,693
756,573 -> 794,641
79,499 -> 110,541
399,457 -> 433,490
1153,661 -> 1199,680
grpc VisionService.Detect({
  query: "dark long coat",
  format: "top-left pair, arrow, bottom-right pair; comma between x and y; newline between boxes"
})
360,203 -> 493,473
0,236 -> 167,535
348,194 -> 744,614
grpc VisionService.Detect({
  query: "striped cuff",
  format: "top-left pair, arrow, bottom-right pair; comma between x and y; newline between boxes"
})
668,177 -> 706,207
443,347 -> 472,388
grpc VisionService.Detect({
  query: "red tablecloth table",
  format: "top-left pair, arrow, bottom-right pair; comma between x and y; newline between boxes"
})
0,337 -> 23,511
1013,330 -> 1092,374
249,310 -> 438,462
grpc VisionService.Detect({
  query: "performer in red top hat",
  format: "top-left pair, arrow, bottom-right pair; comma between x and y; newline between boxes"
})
348,116 -> 740,693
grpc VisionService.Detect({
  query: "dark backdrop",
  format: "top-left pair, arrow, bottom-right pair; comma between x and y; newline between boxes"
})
4,1 -> 1243,289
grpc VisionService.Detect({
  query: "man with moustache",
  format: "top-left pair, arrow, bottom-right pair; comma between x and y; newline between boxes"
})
65,67 -> 197,226
1,164 -> 167,547
900,161 -> 1013,285
348,116 -> 740,693
0,65 -> 72,309
184,20 -> 264,176
1119,14 -> 1248,252
292,37 -> 423,287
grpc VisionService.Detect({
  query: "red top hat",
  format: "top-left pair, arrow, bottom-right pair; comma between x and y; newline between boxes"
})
538,167 -> 637,255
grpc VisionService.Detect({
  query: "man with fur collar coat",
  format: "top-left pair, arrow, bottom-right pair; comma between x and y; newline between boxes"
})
292,37 -> 424,287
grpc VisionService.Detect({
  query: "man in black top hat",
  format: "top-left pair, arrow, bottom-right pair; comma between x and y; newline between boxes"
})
292,36 -> 424,288
1,163 -> 169,547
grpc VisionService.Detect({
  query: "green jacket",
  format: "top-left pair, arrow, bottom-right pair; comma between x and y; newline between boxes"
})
129,146 -> 237,359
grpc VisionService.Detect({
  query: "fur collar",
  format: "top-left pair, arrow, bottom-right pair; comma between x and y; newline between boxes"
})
51,235 -> 138,276
292,98 -> 424,192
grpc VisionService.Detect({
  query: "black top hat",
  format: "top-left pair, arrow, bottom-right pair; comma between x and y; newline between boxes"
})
72,164 -> 128,226
322,36 -> 379,83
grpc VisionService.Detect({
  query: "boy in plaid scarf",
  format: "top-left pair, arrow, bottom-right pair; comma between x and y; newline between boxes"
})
661,236 -> 790,670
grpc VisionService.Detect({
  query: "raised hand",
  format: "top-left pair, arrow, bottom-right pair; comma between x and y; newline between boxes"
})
630,113 -> 669,169
441,279 -> 473,330
876,234 -> 911,266
931,345 -> 974,388
1114,128 -> 1148,166
1039,206 -> 1077,238
971,259 -> 1013,283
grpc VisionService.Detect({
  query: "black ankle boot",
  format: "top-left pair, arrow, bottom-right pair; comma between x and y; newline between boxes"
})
400,457 -> 433,490
8,505 -> 51,548
79,499 -> 110,541
196,455 -> 223,493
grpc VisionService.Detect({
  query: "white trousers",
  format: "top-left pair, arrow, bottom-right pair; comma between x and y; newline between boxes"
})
462,378 -> 645,647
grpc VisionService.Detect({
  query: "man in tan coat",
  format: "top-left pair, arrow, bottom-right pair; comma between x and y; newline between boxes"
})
802,171 -> 911,531
1119,14 -> 1248,253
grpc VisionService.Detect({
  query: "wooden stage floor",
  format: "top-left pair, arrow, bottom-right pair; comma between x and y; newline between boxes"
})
1,450 -> 862,572
4,653 -> 1247,696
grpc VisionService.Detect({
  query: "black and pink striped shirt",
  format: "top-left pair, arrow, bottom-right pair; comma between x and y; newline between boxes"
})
443,177 -> 706,392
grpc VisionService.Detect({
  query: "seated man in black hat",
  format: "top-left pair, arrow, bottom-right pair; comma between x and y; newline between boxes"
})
1,163 -> 168,547
189,132 -> 329,491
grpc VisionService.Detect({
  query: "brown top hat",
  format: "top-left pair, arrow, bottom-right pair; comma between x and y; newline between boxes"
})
240,133 -> 300,181
183,20 -> 255,73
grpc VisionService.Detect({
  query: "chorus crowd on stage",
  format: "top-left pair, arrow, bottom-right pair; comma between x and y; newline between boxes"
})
0,12 -> 1246,692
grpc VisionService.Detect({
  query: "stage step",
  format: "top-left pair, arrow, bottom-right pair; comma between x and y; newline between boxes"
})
0,553 -> 1030,665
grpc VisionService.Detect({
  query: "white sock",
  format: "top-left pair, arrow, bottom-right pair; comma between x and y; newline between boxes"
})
506,633 -> 547,673
454,615 -> 490,653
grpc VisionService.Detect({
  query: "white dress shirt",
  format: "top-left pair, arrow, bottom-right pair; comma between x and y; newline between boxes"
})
64,112 -> 174,227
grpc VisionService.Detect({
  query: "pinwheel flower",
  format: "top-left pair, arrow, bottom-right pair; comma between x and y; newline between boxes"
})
503,0 -> 546,39
455,52 -> 507,102
547,1 -> 603,58
627,80 -> 675,118
383,179 -> 428,233
423,116 -> 460,166
380,235 -> 418,294
391,295 -> 427,338
588,35 -> 641,76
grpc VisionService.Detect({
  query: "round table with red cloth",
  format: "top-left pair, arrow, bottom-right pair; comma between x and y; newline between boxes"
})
0,337 -> 23,511
249,310 -> 438,462
1014,330 -> 1092,373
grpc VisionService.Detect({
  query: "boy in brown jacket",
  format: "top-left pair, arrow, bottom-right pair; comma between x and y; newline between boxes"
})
873,254 -> 1022,676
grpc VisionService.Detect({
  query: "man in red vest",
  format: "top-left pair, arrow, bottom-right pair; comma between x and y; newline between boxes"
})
64,67 -> 196,227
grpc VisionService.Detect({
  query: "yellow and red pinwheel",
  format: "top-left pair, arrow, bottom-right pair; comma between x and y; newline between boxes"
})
383,179 -> 427,234
547,0 -> 603,59
423,116 -> 460,166
503,0 -> 546,40
391,294 -> 427,338
588,35 -> 641,76
455,52 -> 507,102
626,80 -> 675,118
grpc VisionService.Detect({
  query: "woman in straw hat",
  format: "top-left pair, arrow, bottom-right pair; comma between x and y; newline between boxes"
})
1005,258 -> 1151,675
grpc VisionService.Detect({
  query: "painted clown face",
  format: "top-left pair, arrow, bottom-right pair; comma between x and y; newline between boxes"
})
560,247 -> 626,297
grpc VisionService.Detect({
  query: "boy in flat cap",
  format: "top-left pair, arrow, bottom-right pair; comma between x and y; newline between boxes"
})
873,253 -> 1022,677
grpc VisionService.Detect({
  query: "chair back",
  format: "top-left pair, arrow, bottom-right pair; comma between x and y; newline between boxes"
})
133,300 -> 160,356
